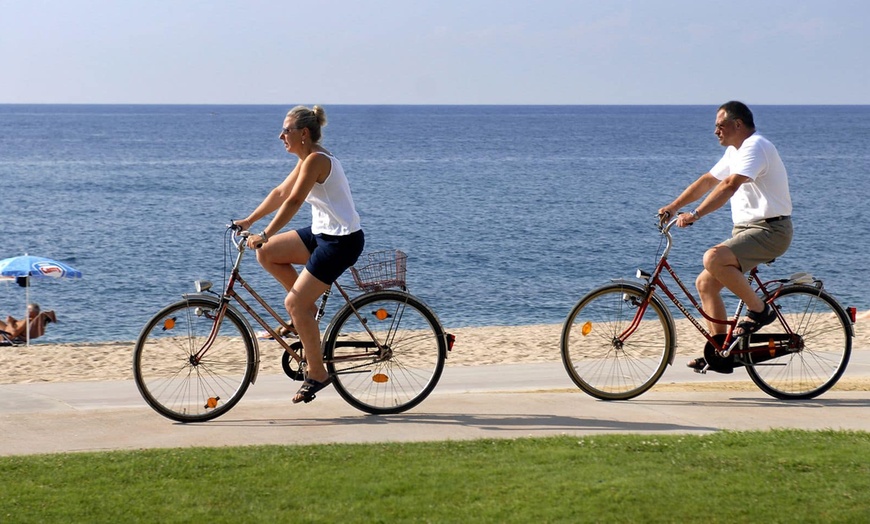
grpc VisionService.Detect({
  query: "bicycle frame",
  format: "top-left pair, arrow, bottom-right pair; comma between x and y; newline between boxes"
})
623,217 -> 797,360
190,227 -> 386,368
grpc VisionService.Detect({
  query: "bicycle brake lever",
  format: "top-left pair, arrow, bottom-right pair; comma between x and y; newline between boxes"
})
656,212 -> 670,231
656,213 -> 670,232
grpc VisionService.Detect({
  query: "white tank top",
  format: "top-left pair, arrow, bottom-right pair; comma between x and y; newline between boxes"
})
304,153 -> 362,235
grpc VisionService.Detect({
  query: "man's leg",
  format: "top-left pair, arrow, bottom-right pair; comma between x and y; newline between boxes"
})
695,269 -> 728,335
701,245 -> 766,322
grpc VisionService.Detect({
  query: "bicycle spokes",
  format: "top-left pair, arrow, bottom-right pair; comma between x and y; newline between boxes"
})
325,291 -> 446,414
561,283 -> 672,400
133,298 -> 256,422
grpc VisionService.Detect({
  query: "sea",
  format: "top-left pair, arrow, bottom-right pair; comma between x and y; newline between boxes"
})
2,104 -> 869,344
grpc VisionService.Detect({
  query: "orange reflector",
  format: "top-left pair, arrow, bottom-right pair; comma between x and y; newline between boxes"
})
163,318 -> 176,331
581,321 -> 592,336
205,397 -> 220,409
372,373 -> 389,383
374,308 -> 390,321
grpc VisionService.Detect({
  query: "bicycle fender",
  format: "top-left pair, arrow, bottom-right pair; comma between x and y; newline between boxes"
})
321,291 -> 417,346
607,279 -> 678,366
181,293 -> 261,384
323,290 -> 452,358
778,284 -> 855,338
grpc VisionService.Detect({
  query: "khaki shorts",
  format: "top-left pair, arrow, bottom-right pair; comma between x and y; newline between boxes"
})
721,217 -> 793,272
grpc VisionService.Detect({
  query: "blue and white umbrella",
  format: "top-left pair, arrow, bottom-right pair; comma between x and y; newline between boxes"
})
0,254 -> 82,345
0,255 -> 83,281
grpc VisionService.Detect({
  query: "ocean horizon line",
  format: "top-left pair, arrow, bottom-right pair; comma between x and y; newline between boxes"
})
3,102 -> 869,108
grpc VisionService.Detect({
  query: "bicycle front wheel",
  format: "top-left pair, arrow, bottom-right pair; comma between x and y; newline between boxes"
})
746,285 -> 851,399
561,283 -> 674,400
133,297 -> 256,422
324,291 -> 447,414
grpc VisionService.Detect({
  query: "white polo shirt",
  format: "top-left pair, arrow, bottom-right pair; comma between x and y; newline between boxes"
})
710,133 -> 792,225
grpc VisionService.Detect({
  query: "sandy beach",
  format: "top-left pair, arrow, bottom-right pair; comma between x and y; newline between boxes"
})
1,317 -> 868,387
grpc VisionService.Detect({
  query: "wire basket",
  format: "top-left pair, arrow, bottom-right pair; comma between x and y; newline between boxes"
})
351,250 -> 407,292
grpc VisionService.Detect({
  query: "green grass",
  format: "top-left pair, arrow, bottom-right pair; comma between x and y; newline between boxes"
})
2,430 -> 869,523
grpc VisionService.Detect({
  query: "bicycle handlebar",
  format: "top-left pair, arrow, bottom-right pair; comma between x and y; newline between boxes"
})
227,222 -> 254,252
658,214 -> 680,233
656,213 -> 682,261
228,222 -> 270,253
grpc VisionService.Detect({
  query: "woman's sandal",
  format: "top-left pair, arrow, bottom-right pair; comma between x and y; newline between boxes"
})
735,303 -> 776,337
276,325 -> 298,338
256,323 -> 298,340
292,377 -> 333,404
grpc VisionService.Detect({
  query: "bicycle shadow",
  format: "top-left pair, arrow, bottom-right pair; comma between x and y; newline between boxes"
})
630,396 -> 870,409
197,411 -> 719,434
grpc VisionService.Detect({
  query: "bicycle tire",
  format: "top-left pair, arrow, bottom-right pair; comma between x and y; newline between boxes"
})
561,282 -> 675,400
324,290 -> 447,414
133,297 -> 256,422
745,285 -> 851,399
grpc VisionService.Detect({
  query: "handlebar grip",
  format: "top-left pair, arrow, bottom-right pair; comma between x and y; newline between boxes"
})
657,214 -> 681,233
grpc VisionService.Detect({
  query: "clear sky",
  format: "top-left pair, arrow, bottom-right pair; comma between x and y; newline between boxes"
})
2,0 -> 868,105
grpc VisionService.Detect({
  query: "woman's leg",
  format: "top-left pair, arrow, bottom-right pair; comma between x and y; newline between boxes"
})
255,230 -> 311,292
286,269 -> 331,395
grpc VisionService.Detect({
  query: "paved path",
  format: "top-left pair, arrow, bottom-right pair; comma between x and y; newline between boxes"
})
2,353 -> 869,456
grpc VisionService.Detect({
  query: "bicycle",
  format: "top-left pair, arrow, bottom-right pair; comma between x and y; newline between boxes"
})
560,215 -> 855,401
133,224 -> 455,422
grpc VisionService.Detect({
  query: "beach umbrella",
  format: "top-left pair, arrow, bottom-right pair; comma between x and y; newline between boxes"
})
0,254 -> 82,345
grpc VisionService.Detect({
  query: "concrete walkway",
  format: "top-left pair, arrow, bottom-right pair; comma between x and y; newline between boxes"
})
2,352 -> 868,456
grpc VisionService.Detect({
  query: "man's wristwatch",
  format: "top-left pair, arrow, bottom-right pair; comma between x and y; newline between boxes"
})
259,230 -> 270,243
690,209 -> 700,220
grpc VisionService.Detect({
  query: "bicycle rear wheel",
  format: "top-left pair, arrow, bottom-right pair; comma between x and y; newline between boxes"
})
746,285 -> 851,399
324,291 -> 447,414
133,297 -> 256,422
561,283 -> 674,400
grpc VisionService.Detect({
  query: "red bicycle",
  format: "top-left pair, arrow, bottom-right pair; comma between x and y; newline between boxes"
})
561,215 -> 855,400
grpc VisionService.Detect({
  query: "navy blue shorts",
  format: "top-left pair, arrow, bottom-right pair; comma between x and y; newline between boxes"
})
296,227 -> 365,284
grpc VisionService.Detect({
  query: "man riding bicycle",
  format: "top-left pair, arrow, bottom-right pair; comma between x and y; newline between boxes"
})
658,101 -> 793,373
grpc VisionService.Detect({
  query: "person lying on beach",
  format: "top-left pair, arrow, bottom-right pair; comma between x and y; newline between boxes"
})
233,105 -> 365,405
0,303 -> 57,343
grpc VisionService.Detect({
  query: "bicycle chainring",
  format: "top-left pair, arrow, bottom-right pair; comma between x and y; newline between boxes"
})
281,341 -> 306,381
703,334 -> 737,374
